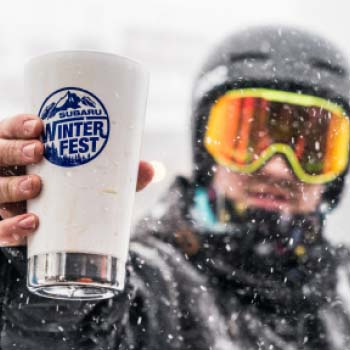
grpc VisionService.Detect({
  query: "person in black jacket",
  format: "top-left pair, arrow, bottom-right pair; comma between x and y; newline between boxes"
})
0,25 -> 350,350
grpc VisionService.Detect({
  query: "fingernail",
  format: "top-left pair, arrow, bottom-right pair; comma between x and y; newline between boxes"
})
18,215 -> 36,230
22,143 -> 36,159
23,120 -> 37,135
19,176 -> 33,193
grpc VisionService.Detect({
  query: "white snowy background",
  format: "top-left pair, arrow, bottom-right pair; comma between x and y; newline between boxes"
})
0,0 -> 349,244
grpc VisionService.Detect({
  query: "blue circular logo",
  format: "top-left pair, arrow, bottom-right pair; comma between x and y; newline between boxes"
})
39,87 -> 110,167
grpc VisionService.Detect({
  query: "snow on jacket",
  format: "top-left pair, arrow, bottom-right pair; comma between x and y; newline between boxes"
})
133,177 -> 350,350
0,176 -> 349,349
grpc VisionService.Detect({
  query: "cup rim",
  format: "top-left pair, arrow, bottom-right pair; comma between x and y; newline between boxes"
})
25,49 -> 146,71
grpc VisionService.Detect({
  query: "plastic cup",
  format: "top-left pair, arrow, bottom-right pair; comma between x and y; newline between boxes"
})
24,51 -> 149,300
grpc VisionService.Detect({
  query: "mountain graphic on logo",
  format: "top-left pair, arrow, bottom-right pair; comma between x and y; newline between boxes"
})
41,90 -> 96,120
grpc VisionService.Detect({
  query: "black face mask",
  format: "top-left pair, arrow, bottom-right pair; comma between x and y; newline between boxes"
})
191,186 -> 323,248
190,186 -> 337,312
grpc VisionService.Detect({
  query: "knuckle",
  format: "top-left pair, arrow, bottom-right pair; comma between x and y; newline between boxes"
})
0,177 -> 17,203
7,178 -> 17,202
0,140 -> 20,165
0,115 -> 21,139
0,175 -> 41,204
1,115 -> 27,138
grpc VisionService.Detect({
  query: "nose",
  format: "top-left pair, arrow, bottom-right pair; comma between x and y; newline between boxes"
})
259,154 -> 295,180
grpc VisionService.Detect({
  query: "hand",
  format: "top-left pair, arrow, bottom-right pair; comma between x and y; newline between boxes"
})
0,114 -> 43,246
0,114 -> 154,247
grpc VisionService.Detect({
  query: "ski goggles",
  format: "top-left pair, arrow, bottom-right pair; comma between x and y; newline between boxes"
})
205,88 -> 350,184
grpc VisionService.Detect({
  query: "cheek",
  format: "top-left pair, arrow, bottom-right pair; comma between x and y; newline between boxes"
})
225,184 -> 244,201
213,170 -> 249,200
297,185 -> 324,208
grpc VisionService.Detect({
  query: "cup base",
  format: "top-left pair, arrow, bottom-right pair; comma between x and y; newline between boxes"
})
27,252 -> 124,300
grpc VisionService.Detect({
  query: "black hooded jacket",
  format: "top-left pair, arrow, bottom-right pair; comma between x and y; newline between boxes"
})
0,177 -> 350,349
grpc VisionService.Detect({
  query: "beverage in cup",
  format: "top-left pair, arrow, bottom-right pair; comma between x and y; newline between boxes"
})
24,51 -> 149,300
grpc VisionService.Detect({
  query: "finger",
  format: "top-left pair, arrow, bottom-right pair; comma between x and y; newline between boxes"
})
0,139 -> 44,166
136,161 -> 154,192
0,174 -> 41,203
0,115 -> 43,140
0,213 -> 38,247
0,202 -> 26,219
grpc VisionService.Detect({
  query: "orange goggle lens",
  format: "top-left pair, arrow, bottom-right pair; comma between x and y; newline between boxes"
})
205,89 -> 350,184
